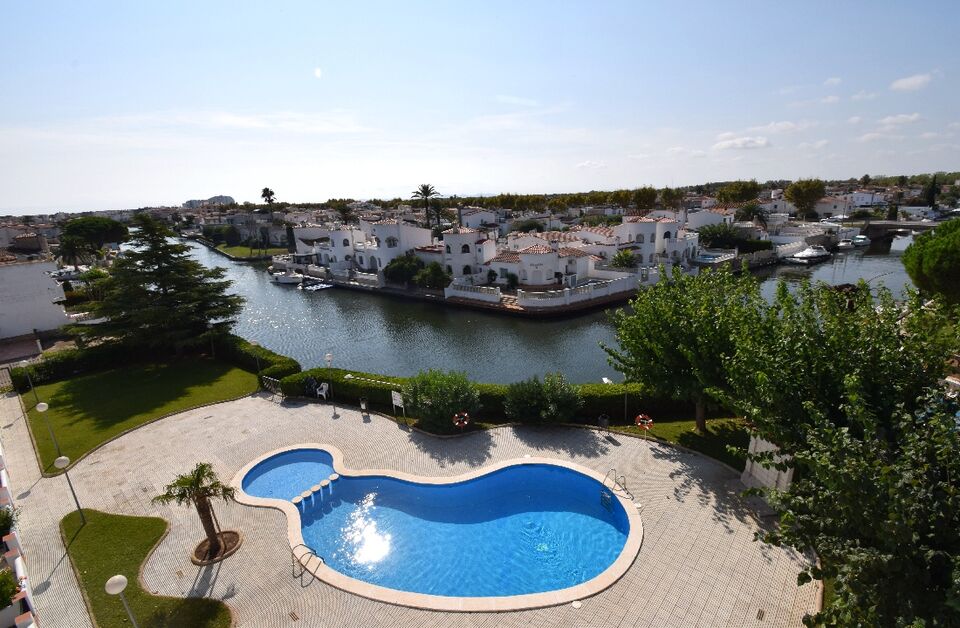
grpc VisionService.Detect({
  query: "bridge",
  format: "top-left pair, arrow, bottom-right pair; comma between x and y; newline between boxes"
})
860,221 -> 938,240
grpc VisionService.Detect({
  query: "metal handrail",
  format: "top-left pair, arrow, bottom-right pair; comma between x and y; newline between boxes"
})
291,543 -> 324,585
602,468 -> 634,501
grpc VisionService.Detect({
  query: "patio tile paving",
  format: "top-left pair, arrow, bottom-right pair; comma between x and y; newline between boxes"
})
0,392 -> 819,627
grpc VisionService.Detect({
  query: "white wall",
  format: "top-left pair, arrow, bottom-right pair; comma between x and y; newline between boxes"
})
0,261 -> 70,340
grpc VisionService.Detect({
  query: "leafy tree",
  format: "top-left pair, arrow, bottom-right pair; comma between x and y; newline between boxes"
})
607,189 -> 633,207
153,462 -> 235,558
412,183 -> 441,228
721,282 -> 960,625
61,216 -> 128,255
261,187 -> 276,204
859,173 -> 872,186
413,261 -> 451,290
402,370 -> 480,434
903,218 -> 960,303
924,173 -> 940,208
78,267 -> 111,302
604,265 -> 763,432
504,377 -> 545,422
734,203 -> 768,229
78,214 -> 243,352
610,249 -> 636,268
511,219 -> 544,233
632,186 -> 658,212
383,254 -> 424,285
660,187 -> 684,211
784,179 -> 825,221
695,223 -> 771,252
57,235 -> 88,270
716,180 -> 761,204
506,272 -> 519,289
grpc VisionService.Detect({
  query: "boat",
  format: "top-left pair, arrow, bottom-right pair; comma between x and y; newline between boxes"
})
270,270 -> 303,284
301,282 -> 333,292
837,239 -> 854,250
784,245 -> 832,265
852,235 -> 871,247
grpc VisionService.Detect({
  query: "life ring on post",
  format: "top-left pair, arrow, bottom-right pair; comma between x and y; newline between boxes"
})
635,414 -> 653,431
453,411 -> 470,430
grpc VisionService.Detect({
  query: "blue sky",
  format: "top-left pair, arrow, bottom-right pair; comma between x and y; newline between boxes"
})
1,1 -> 957,213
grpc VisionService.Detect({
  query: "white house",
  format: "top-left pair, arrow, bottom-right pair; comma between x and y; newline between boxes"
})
434,227 -> 497,280
846,189 -> 885,207
353,219 -> 433,272
0,259 -> 71,340
815,196 -> 852,217
459,208 -> 498,230
487,245 -> 595,288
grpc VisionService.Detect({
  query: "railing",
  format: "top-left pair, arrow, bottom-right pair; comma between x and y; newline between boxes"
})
602,468 -> 634,501
291,543 -> 324,586
443,283 -> 502,303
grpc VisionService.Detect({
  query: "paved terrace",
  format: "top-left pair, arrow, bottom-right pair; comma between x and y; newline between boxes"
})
0,393 -> 819,627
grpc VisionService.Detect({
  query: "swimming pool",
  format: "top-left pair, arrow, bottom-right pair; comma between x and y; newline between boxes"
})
234,444 -> 642,611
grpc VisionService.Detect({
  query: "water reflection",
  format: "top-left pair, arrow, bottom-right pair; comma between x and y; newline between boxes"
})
343,492 -> 391,566
186,236 -> 914,383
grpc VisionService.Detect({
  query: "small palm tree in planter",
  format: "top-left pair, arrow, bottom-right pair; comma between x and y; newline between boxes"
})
153,463 -> 242,565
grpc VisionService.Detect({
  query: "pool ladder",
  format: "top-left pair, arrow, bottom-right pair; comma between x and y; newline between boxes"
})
291,543 -> 325,587
602,468 -> 634,501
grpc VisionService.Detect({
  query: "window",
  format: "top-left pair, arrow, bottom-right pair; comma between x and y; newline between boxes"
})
461,244 -> 470,254
342,238 -> 349,247
649,253 -> 654,263
663,231 -> 672,240
463,265 -> 472,275
358,256 -> 364,265
499,267 -> 507,277
386,237 -> 399,248
445,244 -> 451,254
520,269 -> 527,280
446,265 -> 452,274
636,234 -> 644,244
650,233 -> 656,242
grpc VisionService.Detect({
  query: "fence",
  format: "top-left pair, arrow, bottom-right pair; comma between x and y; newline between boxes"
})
516,275 -> 638,308
443,283 -> 502,303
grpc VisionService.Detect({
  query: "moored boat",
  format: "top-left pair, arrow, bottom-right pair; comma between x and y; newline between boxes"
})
270,270 -> 303,284
784,245 -> 832,265
837,239 -> 854,250
852,235 -> 870,247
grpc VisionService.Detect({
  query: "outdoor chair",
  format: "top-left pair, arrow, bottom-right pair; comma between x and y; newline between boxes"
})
315,382 -> 329,401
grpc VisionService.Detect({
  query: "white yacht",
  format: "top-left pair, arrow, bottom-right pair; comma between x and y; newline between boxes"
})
852,235 -> 871,247
837,239 -> 855,250
784,245 -> 832,265
270,270 -> 303,284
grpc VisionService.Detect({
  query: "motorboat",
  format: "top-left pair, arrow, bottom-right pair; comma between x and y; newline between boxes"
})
270,270 -> 303,284
301,282 -> 333,292
784,245 -> 832,265
837,239 -> 855,250
852,235 -> 871,247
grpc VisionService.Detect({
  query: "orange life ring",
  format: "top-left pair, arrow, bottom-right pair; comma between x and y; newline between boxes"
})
635,414 -> 653,430
453,412 -> 470,428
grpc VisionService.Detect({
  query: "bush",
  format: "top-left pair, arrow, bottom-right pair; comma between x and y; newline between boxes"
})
383,254 -> 424,285
504,377 -> 546,422
0,507 -> 19,537
62,290 -> 90,306
413,262 -> 451,290
736,239 -> 773,253
0,570 -> 16,610
505,373 -> 583,424
402,370 -> 480,434
280,367 -> 405,412
506,273 -> 519,289
578,383 -> 696,423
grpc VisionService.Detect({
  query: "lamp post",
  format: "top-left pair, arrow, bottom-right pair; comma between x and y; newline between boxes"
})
324,352 -> 333,400
602,376 -> 629,423
35,402 -> 62,456
19,360 -> 39,406
105,575 -> 139,628
54,455 -> 85,525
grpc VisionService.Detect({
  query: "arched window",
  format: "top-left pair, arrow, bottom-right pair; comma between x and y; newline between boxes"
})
386,237 -> 399,248
461,244 -> 470,254
445,265 -> 453,274
358,256 -> 364,265
445,244 -> 451,254
342,238 -> 349,247
649,253 -> 654,263
650,233 -> 656,242
463,265 -> 472,275
664,231 -> 672,240
636,234 -> 644,244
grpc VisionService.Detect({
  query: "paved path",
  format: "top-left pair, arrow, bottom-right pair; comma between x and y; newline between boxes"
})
1,393 -> 819,627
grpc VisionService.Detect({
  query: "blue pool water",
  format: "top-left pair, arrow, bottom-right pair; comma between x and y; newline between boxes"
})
242,450 -> 630,597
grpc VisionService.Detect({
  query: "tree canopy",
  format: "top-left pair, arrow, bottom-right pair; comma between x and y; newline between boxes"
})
633,186 -> 658,211
261,187 -> 276,204
383,253 -> 424,285
604,265 -> 763,431
902,217 -> 960,303
716,180 -> 760,204
61,216 -> 128,253
79,214 -> 243,351
413,261 -> 451,290
784,179 -> 826,220
660,187 -> 684,210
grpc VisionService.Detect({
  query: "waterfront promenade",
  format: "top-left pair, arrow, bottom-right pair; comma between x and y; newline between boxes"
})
1,392 -> 818,626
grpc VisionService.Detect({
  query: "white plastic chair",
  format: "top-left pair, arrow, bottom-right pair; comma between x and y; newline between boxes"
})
316,382 -> 329,401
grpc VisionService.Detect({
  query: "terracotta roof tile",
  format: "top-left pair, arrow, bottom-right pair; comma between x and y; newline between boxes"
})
558,247 -> 590,258
519,244 -> 555,255
490,251 -> 521,263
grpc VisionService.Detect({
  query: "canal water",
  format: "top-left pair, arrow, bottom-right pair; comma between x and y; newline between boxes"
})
187,236 -> 915,384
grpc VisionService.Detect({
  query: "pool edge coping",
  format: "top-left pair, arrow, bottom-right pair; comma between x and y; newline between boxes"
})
230,443 -> 643,613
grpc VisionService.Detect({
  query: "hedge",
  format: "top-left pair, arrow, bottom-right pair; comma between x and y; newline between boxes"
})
280,368 -> 702,426
11,334 -> 300,393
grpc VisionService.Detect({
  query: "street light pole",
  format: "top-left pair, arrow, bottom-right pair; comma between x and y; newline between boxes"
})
54,456 -> 85,525
105,575 -> 139,628
324,352 -> 333,401
20,360 -> 39,406
35,402 -> 62,456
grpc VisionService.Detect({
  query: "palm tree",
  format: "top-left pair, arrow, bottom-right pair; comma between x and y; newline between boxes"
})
734,203 -> 768,230
412,184 -> 441,228
261,187 -> 276,204
153,462 -> 235,558
58,235 -> 86,270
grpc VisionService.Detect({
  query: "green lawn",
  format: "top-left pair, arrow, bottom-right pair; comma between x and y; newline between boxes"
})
216,244 -> 288,258
61,509 -> 232,628
25,359 -> 257,473
612,417 -> 749,471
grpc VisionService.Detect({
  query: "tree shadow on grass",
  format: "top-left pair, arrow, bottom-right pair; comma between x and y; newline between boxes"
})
511,425 -> 611,459
408,427 -> 495,468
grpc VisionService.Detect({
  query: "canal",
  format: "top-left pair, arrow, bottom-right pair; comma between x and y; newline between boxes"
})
187,236 -> 915,384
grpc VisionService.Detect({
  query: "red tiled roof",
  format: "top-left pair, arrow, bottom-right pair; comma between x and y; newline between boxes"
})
539,230 -> 583,242
442,226 -> 479,234
490,251 -> 521,263
576,225 -> 616,237
558,247 -> 590,258
519,244 -> 555,255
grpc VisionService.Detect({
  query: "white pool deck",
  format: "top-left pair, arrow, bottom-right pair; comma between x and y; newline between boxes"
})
1,392 -> 819,627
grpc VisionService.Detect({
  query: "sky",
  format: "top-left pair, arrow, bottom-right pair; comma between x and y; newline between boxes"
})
1,1 -> 958,214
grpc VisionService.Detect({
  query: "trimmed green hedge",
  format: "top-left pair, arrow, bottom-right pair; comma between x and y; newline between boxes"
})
11,334 -> 300,393
280,368 -> 699,426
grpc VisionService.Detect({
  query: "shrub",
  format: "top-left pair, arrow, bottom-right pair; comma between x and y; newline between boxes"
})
280,367 -> 405,413
383,254 -> 424,285
0,507 -> 18,537
578,383 -> 696,423
610,250 -> 636,269
506,273 -> 519,289
414,262 -> 451,290
0,570 -> 16,609
62,290 -> 90,306
402,370 -> 480,434
504,377 -> 546,422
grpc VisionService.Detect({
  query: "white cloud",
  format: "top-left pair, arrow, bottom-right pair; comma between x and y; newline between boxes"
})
823,77 -> 842,86
879,113 -> 921,126
666,146 -> 706,158
847,116 -> 862,124
857,132 -> 905,143
820,95 -> 840,104
949,122 -> 960,130
712,136 -> 769,150
798,139 -> 829,150
748,120 -> 815,134
890,73 -> 931,91
575,160 -> 606,169
919,132 -> 939,139
715,131 -> 737,141
313,67 -> 323,79
850,90 -> 876,101
495,94 -> 539,107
